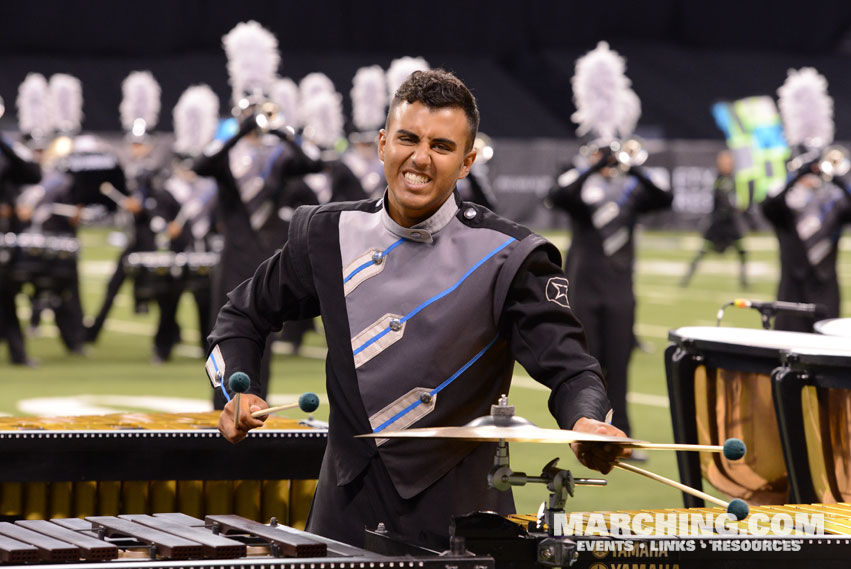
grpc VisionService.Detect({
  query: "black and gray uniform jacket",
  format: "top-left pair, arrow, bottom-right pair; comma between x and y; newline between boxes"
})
206,191 -> 610,501
548,165 -> 672,298
761,169 -> 851,329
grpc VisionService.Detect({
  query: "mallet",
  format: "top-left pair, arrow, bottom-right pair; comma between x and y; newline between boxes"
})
228,372 -> 251,428
251,392 -> 319,418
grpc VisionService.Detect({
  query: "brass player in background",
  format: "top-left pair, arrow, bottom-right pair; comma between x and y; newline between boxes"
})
547,43 -> 672,446
761,68 -> 851,332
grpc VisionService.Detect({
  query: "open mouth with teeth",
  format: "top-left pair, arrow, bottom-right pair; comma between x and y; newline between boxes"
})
403,171 -> 431,186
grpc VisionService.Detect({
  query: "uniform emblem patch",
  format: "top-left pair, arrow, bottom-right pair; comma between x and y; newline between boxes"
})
546,277 -> 570,308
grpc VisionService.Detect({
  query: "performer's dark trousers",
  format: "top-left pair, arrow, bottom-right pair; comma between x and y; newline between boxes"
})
570,293 -> 635,436
774,275 -> 836,332
154,288 -> 183,361
54,278 -> 85,353
87,249 -> 130,340
0,282 -> 27,363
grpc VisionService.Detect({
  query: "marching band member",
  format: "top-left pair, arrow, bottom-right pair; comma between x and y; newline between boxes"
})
0,87 -> 44,366
547,43 -> 672,443
298,74 -> 367,205
85,71 -> 159,343
762,68 -> 851,332
344,65 -> 388,199
680,149 -> 749,288
194,21 -> 324,406
154,84 -> 222,359
209,69 -> 629,548
16,74 -> 93,355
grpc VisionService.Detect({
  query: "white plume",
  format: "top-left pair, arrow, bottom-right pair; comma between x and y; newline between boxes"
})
222,20 -> 280,105
48,74 -> 84,135
777,67 -> 834,148
270,77 -> 300,127
299,72 -> 336,102
298,72 -> 336,126
570,41 -> 632,143
617,88 -> 642,138
301,90 -> 344,149
172,84 -> 220,156
386,56 -> 430,99
351,65 -> 387,132
16,73 -> 52,139
120,71 -> 161,134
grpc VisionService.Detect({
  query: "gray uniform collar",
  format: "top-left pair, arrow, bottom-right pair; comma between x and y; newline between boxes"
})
379,189 -> 459,243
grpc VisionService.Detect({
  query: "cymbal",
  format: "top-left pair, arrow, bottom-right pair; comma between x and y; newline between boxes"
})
356,424 -> 642,444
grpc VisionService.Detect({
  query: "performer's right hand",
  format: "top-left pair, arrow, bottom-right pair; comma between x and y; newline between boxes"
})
122,197 -> 142,214
218,393 -> 268,443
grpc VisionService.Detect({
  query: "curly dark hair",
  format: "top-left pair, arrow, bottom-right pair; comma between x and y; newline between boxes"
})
388,69 -> 479,149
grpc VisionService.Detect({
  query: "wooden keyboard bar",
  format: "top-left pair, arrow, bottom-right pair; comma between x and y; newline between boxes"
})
0,522 -> 79,562
120,515 -> 246,559
0,532 -> 40,564
206,515 -> 327,558
86,516 -> 203,560
16,520 -> 118,561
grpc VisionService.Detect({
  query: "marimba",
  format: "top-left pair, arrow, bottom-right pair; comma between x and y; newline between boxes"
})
0,412 -> 325,527
0,513 -> 493,569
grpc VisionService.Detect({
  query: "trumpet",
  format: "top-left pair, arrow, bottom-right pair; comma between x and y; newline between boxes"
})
253,100 -> 284,133
473,132 -> 494,164
818,145 -> 850,178
234,94 -> 285,133
787,145 -> 850,179
609,137 -> 648,170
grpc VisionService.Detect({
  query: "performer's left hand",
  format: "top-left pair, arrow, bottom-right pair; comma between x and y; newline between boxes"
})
218,394 -> 268,444
570,417 -> 631,474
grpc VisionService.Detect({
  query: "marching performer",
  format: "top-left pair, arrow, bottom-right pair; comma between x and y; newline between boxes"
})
546,42 -> 672,443
209,69 -> 629,548
298,73 -> 367,204
344,65 -> 388,199
680,149 -> 749,288
154,84 -> 222,359
85,71 -> 159,343
0,88 -> 43,366
194,21 -> 324,406
16,74 -> 92,355
762,68 -> 851,332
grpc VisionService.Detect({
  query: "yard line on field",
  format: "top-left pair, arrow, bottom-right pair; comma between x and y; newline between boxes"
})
510,375 -> 668,407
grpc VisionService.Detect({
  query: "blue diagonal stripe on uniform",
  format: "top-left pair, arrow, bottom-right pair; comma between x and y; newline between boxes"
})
352,237 -> 515,357
343,238 -> 406,284
373,333 -> 500,433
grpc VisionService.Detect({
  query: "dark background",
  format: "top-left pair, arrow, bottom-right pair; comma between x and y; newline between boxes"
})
2,0 -> 851,139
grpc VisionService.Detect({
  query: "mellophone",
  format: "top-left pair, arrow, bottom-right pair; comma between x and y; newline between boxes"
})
0,412 -> 325,528
0,512 -> 494,569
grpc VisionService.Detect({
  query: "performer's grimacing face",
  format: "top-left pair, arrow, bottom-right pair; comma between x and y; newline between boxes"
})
378,101 -> 476,227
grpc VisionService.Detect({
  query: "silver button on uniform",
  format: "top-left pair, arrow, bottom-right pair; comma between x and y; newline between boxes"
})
464,207 -> 477,219
371,251 -> 383,265
389,319 -> 402,331
410,231 -> 422,239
